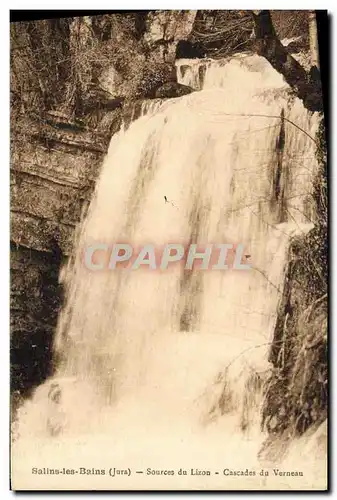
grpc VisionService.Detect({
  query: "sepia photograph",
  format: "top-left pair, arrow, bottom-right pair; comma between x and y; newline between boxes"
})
10,8 -> 328,491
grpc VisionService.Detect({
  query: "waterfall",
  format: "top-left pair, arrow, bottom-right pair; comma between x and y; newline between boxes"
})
12,54 -> 325,490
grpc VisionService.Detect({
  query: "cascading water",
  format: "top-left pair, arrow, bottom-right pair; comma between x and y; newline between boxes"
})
12,54 -> 326,490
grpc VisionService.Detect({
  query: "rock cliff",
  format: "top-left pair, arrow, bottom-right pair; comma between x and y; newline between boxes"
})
10,11 -> 197,397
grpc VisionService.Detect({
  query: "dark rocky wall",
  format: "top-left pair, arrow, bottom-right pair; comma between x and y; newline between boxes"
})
10,11 -> 197,398
11,244 -> 63,396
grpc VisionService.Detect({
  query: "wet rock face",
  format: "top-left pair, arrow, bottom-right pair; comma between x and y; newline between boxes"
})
143,10 -> 197,63
155,82 -> 194,98
262,231 -> 327,443
10,244 -> 64,397
10,12 -> 198,397
11,116 -> 107,255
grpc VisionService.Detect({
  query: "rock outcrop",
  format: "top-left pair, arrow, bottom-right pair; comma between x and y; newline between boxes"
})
155,82 -> 194,98
143,10 -> 197,63
261,119 -> 327,451
10,11 -> 197,397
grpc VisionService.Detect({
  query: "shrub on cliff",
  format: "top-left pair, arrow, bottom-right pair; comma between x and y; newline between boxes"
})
10,14 -> 176,125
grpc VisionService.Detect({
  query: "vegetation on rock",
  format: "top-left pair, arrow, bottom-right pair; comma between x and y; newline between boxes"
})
262,117 -> 327,451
